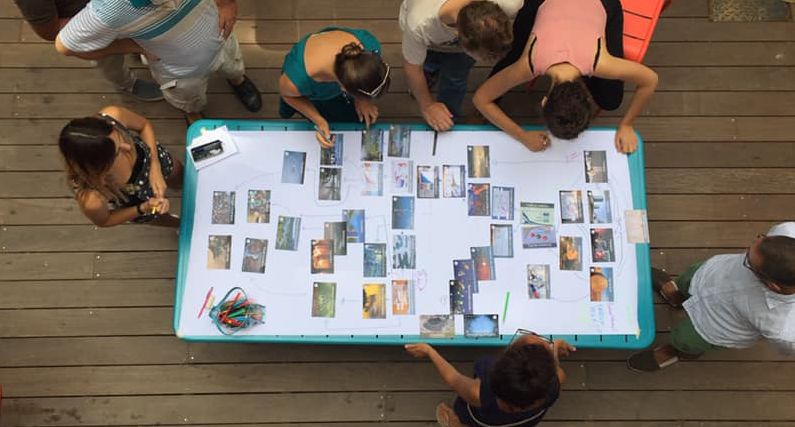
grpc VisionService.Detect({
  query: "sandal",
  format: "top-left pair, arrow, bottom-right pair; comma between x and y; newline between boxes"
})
627,346 -> 680,373
651,267 -> 685,308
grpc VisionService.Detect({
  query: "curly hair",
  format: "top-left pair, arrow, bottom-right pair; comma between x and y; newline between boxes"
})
758,236 -> 795,289
490,343 -> 560,409
543,79 -> 595,140
458,1 -> 513,62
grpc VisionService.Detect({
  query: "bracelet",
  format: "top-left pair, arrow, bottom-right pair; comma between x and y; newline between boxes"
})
136,203 -> 145,215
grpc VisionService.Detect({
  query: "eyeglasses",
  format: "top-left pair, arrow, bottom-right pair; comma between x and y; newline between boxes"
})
357,63 -> 391,98
510,328 -> 552,345
744,234 -> 772,284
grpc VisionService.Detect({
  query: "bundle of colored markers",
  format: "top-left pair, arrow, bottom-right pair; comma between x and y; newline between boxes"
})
209,287 -> 265,335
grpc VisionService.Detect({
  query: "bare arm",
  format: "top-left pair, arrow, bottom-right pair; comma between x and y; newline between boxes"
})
405,343 -> 480,406
78,191 -> 149,227
214,0 -> 237,39
279,74 -> 334,147
404,61 -> 454,131
55,35 -> 143,60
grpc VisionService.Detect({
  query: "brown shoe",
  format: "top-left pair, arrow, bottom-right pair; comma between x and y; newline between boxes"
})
651,267 -> 685,308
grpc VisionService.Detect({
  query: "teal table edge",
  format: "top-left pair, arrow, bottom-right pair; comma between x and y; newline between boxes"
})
174,119 -> 655,349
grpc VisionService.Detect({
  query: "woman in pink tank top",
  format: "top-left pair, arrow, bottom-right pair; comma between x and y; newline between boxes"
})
473,0 -> 658,154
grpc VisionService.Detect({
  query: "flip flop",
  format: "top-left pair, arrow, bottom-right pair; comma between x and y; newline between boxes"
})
627,347 -> 679,373
651,267 -> 684,308
435,403 -> 453,427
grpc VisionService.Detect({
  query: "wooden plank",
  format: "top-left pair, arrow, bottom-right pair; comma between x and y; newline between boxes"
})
649,221 -> 777,248
646,169 -> 795,194
645,142 -> 795,168
0,252 -> 94,280
584,362 -> 795,391
631,117 -> 795,142
0,307 -> 173,337
653,67 -> 795,91
386,391 -> 795,421
0,172 -> 71,197
645,42 -> 795,66
0,198 -> 182,225
654,19 -> 795,42
0,393 -> 386,425
0,18 -> 20,42
0,118 -> 187,146
93,251 -> 177,279
0,279 -> 174,308
1,225 -> 179,252
647,195 -> 795,221
0,363 -> 584,397
662,0 -> 708,17
651,248 -> 731,274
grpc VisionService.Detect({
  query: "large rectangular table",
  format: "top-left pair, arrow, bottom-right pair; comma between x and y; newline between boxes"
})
175,120 -> 654,348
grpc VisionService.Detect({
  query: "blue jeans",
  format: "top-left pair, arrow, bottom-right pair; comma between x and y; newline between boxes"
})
423,51 -> 476,118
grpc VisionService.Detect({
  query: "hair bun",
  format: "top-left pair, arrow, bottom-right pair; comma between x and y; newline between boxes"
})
338,42 -> 364,60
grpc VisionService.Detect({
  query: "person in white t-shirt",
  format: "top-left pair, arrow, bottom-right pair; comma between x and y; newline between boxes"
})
628,223 -> 795,372
399,0 -> 521,131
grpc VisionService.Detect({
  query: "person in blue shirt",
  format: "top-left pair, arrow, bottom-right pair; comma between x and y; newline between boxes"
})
279,27 -> 391,147
405,332 -> 574,426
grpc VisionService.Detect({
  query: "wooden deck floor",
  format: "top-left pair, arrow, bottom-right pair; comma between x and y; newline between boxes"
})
2,0 -> 795,425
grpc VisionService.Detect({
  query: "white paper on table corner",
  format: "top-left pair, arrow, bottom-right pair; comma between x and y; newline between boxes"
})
188,125 -> 239,170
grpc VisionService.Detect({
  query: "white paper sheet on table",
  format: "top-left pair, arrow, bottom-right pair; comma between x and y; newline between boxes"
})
177,129 -> 639,337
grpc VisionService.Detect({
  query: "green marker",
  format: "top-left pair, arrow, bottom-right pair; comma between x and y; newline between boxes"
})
502,291 -> 510,324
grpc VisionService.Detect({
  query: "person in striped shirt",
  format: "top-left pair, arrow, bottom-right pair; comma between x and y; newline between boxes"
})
54,0 -> 261,122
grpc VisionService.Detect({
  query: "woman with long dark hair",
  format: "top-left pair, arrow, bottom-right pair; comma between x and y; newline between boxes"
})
58,106 -> 183,228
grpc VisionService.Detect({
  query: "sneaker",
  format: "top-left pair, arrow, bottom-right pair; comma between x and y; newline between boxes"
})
127,78 -> 164,102
228,75 -> 262,113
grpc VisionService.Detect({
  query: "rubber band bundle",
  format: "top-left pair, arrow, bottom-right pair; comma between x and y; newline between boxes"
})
209,287 -> 265,335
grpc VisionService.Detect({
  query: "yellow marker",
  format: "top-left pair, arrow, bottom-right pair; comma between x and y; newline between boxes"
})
151,206 -> 158,215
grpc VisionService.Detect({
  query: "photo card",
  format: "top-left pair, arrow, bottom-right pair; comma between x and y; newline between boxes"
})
363,243 -> 387,277
392,279 -> 415,315
390,159 -> 414,194
467,183 -> 491,216
246,190 -> 270,223
361,128 -> 384,161
520,202 -> 554,226
449,279 -> 467,315
442,165 -> 466,198
471,246 -> 496,281
392,196 -> 415,230
343,209 -> 365,243
275,216 -> 301,251
559,236 -> 583,271
392,234 -> 416,269
324,221 -> 348,256
312,282 -> 336,318
362,162 -> 384,196
490,224 -> 514,258
521,225 -> 557,249
242,237 -> 267,273
584,150 -> 608,183
388,124 -> 411,158
454,258 -> 478,293
467,145 -> 490,178
590,228 -> 616,262
211,191 -> 235,224
362,283 -> 387,319
417,165 -> 439,199
527,264 -> 551,300
420,314 -> 455,338
310,239 -> 334,274
318,167 -> 342,201
464,314 -> 499,338
320,134 -> 344,166
207,235 -> 231,269
590,266 -> 615,302
491,186 -> 514,220
281,150 -> 306,184
559,190 -> 584,224
587,190 -> 612,224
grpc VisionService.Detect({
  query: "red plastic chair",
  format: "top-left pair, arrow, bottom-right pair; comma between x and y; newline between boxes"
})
621,0 -> 670,62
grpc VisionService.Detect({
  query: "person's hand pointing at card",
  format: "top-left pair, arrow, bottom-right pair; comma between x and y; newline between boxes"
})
314,119 -> 335,148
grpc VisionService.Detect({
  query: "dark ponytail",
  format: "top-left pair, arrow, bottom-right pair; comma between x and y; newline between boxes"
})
58,117 -> 122,200
334,42 -> 390,98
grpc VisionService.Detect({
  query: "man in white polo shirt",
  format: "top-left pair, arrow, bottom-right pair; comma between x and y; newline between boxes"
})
629,222 -> 795,371
55,0 -> 261,122
400,0 -> 522,131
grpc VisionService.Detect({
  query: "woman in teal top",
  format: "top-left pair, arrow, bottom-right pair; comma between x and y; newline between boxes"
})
279,27 -> 391,147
